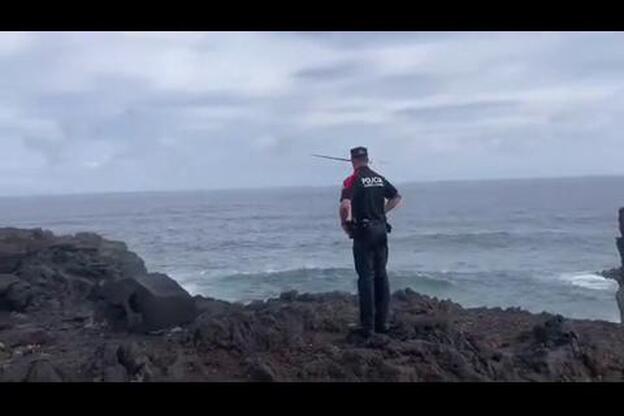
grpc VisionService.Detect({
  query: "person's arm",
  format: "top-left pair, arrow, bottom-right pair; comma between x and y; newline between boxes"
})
385,194 -> 402,214
339,199 -> 352,235
383,177 -> 402,215
339,175 -> 355,236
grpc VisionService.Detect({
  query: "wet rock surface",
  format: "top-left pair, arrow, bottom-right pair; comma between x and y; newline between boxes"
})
597,207 -> 624,323
2,228 -> 624,381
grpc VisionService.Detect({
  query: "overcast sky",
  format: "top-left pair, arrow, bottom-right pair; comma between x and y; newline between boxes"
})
1,31 -> 623,195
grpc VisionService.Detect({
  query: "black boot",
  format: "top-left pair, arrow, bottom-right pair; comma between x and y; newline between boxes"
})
347,326 -> 373,341
374,324 -> 389,334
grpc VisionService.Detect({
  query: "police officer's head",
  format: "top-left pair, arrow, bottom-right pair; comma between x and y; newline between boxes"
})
350,146 -> 369,169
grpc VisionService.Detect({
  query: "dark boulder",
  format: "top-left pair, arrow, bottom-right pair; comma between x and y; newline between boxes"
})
245,357 -> 276,381
93,272 -> 197,332
0,274 -> 34,312
3,326 -> 53,347
597,208 -> 624,323
116,342 -> 157,381
0,274 -> 20,297
0,242 -> 28,274
193,295 -> 232,315
117,342 -> 149,374
529,315 -> 579,348
103,364 -> 128,382
0,228 -> 56,274
25,360 -> 63,382
0,228 -> 198,334
5,281 -> 34,312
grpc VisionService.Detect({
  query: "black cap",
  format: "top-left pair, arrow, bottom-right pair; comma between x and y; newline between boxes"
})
350,146 -> 368,159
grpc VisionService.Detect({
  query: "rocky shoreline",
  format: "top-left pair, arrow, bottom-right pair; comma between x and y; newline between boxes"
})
2,227 -> 624,382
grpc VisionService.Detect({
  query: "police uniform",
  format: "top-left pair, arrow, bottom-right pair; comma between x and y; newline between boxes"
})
340,147 -> 400,334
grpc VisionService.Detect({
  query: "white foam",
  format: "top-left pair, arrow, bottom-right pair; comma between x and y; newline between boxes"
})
558,272 -> 618,291
180,281 -> 202,296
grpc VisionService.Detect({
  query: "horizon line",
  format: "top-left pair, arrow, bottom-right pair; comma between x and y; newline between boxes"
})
2,172 -> 624,199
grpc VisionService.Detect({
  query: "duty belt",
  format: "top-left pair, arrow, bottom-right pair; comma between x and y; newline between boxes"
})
351,219 -> 392,233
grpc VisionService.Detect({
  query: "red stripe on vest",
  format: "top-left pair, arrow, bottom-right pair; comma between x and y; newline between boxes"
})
343,172 -> 357,190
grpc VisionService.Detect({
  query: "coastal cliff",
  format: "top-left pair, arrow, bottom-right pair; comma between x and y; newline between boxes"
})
2,227 -> 624,382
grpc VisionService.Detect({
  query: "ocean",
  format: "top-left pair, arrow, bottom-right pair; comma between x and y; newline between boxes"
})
1,175 -> 622,322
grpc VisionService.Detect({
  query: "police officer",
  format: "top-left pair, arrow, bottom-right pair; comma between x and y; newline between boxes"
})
339,147 -> 402,337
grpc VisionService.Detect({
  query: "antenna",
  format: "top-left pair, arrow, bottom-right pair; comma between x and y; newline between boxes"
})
311,154 -> 351,162
311,154 -> 389,165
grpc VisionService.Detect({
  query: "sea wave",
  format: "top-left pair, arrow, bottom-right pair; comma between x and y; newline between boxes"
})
181,266 -> 455,299
392,230 -> 589,249
214,267 -> 449,283
556,272 -> 618,291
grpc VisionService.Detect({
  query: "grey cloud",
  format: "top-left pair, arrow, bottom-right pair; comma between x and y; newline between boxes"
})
340,72 -> 443,99
1,32 -> 624,195
290,32 -> 465,49
394,99 -> 520,123
20,136 -> 65,165
138,90 -> 261,108
293,61 -> 362,81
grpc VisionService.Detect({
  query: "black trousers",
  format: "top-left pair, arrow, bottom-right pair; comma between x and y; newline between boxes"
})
352,222 -> 390,332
